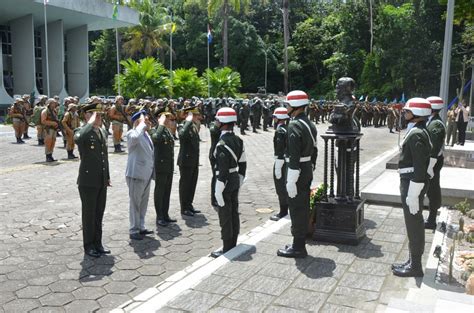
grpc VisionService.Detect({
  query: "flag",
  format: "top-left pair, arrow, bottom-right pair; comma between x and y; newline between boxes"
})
207,24 -> 213,44
400,92 -> 406,103
358,95 -> 364,101
384,98 -> 388,104
112,1 -> 118,20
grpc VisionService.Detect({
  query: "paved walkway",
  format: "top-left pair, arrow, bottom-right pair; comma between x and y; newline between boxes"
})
0,122 -> 400,312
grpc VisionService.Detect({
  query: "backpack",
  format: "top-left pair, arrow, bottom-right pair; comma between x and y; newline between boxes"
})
31,106 -> 43,126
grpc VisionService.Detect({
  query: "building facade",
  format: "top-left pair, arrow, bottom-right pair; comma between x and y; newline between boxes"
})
0,0 -> 138,114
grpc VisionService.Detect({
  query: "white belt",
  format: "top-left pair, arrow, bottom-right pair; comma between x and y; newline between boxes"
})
438,150 -> 443,157
216,167 -> 238,175
398,167 -> 414,174
285,156 -> 311,163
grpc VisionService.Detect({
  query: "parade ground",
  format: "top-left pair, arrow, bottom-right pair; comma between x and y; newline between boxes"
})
0,124 -> 470,312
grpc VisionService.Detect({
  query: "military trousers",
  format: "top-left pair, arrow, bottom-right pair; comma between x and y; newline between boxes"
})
400,178 -> 427,258
273,163 -> 288,215
445,122 -> 457,146
179,165 -> 199,212
218,175 -> 240,241
288,163 -> 312,239
210,160 -> 217,204
427,156 -> 443,213
79,185 -> 107,251
154,172 -> 173,220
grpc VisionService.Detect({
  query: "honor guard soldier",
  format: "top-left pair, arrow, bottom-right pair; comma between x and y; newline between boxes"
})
277,90 -> 318,258
74,102 -> 111,258
178,105 -> 203,217
270,107 -> 290,221
151,109 -> 178,227
41,98 -> 60,162
212,108 -> 247,258
424,96 -> 446,230
209,120 -> 222,207
391,98 -> 432,277
62,103 -> 81,159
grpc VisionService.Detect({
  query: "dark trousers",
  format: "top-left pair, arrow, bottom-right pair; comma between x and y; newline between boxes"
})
273,163 -> 288,215
288,163 -> 312,239
457,121 -> 468,145
210,161 -> 217,204
400,178 -> 427,258
79,185 -> 107,251
154,172 -> 173,220
218,175 -> 240,241
179,165 -> 199,212
427,156 -> 443,214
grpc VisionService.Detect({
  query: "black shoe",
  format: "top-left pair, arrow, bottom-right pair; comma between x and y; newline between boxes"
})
97,246 -> 111,254
277,244 -> 308,258
129,233 -> 143,240
164,217 -> 177,223
210,250 -> 224,258
190,207 -> 201,214
139,229 -> 154,235
46,154 -> 57,162
23,134 -> 31,139
391,259 -> 410,271
392,263 -> 424,277
270,212 -> 287,221
157,219 -> 169,227
85,249 -> 101,258
181,210 -> 194,217
424,221 -> 437,230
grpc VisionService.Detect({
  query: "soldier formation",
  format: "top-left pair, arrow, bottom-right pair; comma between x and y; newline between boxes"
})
5,90 -> 455,278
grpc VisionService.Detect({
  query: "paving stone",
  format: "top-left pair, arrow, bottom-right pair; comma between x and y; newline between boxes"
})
264,305 -> 306,312
208,307 -> 241,313
156,307 -> 186,313
339,272 -> 386,292
3,299 -> 41,312
110,270 -> 141,281
193,274 -> 242,295
31,306 -> 65,313
97,294 -> 131,309
327,286 -> 379,312
64,300 -> 100,313
72,287 -> 107,300
104,281 -> 136,294
16,286 -> 51,299
348,260 -> 391,276
0,292 -> 15,305
219,289 -> 274,312
167,290 -> 223,312
372,231 -> 406,243
319,303 -> 366,313
239,274 -> 292,296
39,292 -> 74,306
49,280 -> 82,293
273,287 -> 328,311
0,280 -> 27,292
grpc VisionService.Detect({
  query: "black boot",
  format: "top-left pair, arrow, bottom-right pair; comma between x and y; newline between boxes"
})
277,237 -> 307,258
17,137 -> 25,144
23,134 -> 31,139
210,240 -> 234,258
114,144 -> 123,153
38,139 -> 44,146
46,154 -> 57,162
424,210 -> 437,230
392,255 -> 423,277
67,150 -> 78,159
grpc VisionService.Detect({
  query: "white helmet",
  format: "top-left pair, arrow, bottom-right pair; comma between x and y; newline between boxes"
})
403,98 -> 432,117
216,107 -> 237,123
286,90 -> 309,107
273,107 -> 289,119
426,96 -> 444,110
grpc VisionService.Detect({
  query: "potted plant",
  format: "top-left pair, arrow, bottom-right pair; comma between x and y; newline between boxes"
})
308,183 -> 327,235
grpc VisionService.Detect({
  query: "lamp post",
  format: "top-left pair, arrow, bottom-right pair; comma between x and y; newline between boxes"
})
264,49 -> 267,95
439,0 -> 455,122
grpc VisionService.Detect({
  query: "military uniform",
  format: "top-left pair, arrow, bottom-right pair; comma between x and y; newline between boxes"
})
74,119 -> 110,257
62,105 -> 81,159
425,97 -> 446,229
239,103 -> 250,135
177,118 -> 201,216
209,122 -> 221,206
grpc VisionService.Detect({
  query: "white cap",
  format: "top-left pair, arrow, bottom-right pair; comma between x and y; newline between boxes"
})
404,98 -> 432,117
216,107 -> 237,123
286,90 -> 309,107
273,107 -> 289,119
426,96 -> 444,110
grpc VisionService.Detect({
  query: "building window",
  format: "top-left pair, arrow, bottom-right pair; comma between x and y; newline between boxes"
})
0,25 -> 13,97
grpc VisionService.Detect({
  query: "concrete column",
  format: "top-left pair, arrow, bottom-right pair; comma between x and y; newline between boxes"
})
0,36 -> 14,106
66,25 -> 89,99
10,14 -> 39,95
41,20 -> 68,99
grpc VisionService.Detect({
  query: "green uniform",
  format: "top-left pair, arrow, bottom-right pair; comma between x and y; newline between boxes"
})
426,115 -> 446,223
209,123 -> 221,205
286,112 -> 318,240
215,131 -> 247,243
151,125 -> 175,221
74,123 -> 110,252
398,122 -> 431,259
177,120 -> 200,213
273,123 -> 288,216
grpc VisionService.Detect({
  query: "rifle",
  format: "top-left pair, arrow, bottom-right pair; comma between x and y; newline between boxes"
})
117,105 -> 132,128
48,106 -> 65,135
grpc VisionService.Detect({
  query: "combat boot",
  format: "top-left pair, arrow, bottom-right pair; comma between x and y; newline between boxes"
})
210,240 -> 234,258
392,256 -> 423,277
67,150 -> 78,159
38,139 -> 45,146
424,210 -> 437,230
23,134 -> 31,139
277,237 -> 307,258
114,144 -> 123,153
17,137 -> 25,144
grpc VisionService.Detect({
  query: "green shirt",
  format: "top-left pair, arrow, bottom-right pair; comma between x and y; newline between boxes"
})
398,122 -> 431,183
427,114 -> 446,158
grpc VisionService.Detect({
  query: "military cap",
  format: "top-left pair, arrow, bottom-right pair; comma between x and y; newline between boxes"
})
183,104 -> 200,114
82,102 -> 104,113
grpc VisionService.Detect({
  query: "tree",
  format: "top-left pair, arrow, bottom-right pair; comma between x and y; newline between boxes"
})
203,67 -> 241,97
89,30 -> 119,95
115,57 -> 169,99
172,68 -> 206,98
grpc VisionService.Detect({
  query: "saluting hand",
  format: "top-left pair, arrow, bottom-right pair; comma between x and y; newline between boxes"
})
158,114 -> 166,126
186,112 -> 193,122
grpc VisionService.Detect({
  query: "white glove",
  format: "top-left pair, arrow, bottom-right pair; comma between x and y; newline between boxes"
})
427,157 -> 437,179
406,181 -> 424,215
274,159 -> 285,180
239,174 -> 246,187
215,180 -> 225,207
286,168 -> 300,198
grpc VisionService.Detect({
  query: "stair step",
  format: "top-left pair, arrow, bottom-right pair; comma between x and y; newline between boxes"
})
387,298 -> 435,313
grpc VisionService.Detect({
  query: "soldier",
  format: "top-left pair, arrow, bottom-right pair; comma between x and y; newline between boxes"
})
373,103 -> 380,127
108,95 -> 128,153
177,106 -> 202,217
9,98 -> 26,144
151,111 -> 177,227
33,96 -> 47,145
211,107 -> 247,258
61,97 -> 74,147
391,98 -> 431,277
387,104 -> 397,133
445,107 -> 457,146
22,94 -> 32,139
62,103 -> 81,159
277,90 -> 317,258
41,98 -> 60,162
424,96 -> 446,230
239,100 -> 250,135
270,107 -> 289,221
209,119 -> 221,207
251,97 -> 262,133
74,102 -> 111,258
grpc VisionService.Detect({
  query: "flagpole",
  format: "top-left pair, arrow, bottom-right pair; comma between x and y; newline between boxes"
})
207,34 -> 210,97
43,1 -> 50,96
115,28 -> 121,95
169,9 -> 173,95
